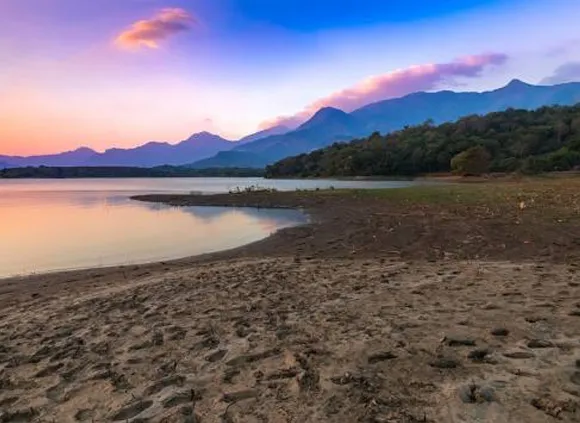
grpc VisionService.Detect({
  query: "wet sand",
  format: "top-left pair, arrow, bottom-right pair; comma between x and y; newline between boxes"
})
2,180 -> 580,422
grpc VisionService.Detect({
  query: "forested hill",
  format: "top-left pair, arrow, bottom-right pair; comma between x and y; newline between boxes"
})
265,105 -> 580,178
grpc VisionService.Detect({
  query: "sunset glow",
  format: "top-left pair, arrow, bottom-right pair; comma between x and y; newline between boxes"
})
1,0 -> 580,155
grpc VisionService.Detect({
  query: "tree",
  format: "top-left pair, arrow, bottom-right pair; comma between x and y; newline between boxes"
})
450,146 -> 491,176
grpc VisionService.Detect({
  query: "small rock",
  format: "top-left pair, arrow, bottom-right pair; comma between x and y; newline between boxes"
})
0,408 -> 38,423
569,311 -> 580,317
571,371 -> 580,386
444,336 -> 476,347
458,383 -> 496,404
527,339 -> 554,349
222,368 -> 240,384
368,351 -> 397,364
222,390 -> 258,403
531,397 -> 565,418
468,348 -> 491,361
298,367 -> 320,392
266,368 -> 299,380
490,328 -> 509,337
458,385 -> 475,404
503,350 -> 535,359
477,386 -> 497,402
74,409 -> 94,421
236,326 -> 251,338
429,357 -> 459,369
205,349 -> 227,363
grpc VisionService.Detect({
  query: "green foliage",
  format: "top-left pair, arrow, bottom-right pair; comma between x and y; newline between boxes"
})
265,104 -> 580,177
0,166 -> 264,179
451,146 -> 491,176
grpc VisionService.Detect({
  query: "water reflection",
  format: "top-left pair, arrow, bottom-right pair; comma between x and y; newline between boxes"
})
0,190 -> 306,278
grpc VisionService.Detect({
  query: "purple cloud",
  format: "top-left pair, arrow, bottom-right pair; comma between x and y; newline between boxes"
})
115,8 -> 195,49
541,62 -> 580,85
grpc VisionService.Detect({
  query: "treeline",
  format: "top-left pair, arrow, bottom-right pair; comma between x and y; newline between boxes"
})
0,166 -> 264,179
265,104 -> 580,177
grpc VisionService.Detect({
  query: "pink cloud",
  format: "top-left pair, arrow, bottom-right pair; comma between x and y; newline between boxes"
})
115,8 -> 195,49
260,53 -> 508,129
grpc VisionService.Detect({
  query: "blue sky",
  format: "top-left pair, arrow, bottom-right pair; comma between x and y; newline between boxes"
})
0,0 -> 579,154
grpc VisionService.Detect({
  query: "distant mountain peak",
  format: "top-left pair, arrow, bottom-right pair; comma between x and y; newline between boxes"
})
73,146 -> 96,153
313,106 -> 347,117
190,131 -> 215,138
298,106 -> 352,131
504,79 -> 533,89
183,131 -> 230,143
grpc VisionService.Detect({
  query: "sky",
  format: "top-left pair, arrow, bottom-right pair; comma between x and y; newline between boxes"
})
1,0 -> 580,155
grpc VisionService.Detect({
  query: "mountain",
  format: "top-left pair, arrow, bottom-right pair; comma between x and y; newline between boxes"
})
190,80 -> 580,168
0,161 -> 13,169
351,79 -> 580,133
0,133 -> 234,168
188,107 -> 366,168
0,147 -> 98,167
237,125 -> 290,144
237,107 -> 363,155
86,132 -> 234,167
187,151 -> 271,169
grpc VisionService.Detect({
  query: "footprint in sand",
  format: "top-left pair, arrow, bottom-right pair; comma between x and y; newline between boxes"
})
110,400 -> 153,421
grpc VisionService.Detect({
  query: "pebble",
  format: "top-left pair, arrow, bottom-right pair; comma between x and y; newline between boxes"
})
429,357 -> 459,369
368,351 -> 397,364
503,350 -> 535,359
222,389 -> 258,403
445,336 -> 476,347
458,383 -> 496,403
527,339 -> 554,349
468,348 -> 491,361
491,328 -> 509,337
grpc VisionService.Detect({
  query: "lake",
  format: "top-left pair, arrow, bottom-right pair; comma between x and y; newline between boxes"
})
0,177 -> 422,278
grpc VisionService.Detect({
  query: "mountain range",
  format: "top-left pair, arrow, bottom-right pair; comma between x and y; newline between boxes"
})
0,132 -> 234,169
191,79 -> 580,168
2,79 -> 580,169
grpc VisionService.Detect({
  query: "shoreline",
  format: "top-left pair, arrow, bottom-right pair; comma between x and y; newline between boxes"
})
2,181 -> 580,422
4,180 -> 580,307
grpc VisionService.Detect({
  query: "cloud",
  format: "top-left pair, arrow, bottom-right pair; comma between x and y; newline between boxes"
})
260,53 -> 508,129
115,8 -> 195,49
541,62 -> 580,85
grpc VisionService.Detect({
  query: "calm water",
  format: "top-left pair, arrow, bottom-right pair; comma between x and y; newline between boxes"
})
0,177 -> 422,278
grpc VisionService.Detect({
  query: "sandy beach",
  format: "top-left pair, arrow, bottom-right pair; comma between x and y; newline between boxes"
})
2,179 -> 580,422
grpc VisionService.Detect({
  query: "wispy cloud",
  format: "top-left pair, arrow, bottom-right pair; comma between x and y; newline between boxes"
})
541,62 -> 580,85
115,8 -> 195,49
260,53 -> 508,129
